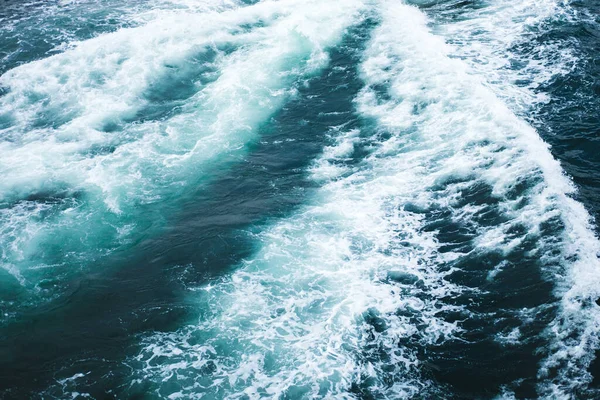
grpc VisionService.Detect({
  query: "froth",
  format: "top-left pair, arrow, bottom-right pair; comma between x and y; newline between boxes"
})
0,0 -> 366,300
128,0 -> 600,398
407,0 -> 600,395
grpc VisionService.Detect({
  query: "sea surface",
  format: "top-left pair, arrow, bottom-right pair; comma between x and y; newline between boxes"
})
1,0 -> 599,398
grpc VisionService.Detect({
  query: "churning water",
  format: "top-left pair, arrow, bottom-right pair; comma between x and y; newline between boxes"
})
1,0 -> 599,398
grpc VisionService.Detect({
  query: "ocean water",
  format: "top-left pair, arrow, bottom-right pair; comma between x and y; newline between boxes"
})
0,0 -> 599,398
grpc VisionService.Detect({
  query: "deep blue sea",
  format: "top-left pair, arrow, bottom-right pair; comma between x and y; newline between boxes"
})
0,0 -> 599,398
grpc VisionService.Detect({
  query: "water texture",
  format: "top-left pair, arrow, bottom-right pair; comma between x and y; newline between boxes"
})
0,0 -> 599,398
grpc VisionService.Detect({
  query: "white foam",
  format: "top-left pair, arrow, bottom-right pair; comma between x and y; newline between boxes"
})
132,122 -> 462,397
0,0 -> 367,293
129,0 -> 600,397
355,1 -> 600,393
419,0 -> 578,114
365,1 -> 600,396
406,0 -> 600,395
0,1 -> 269,203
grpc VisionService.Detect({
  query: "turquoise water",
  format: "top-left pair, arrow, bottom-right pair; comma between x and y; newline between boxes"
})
1,0 -> 600,398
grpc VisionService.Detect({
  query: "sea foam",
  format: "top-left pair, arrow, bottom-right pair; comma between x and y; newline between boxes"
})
128,1 -> 600,398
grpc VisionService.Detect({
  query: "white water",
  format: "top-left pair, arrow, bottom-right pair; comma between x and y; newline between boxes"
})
0,0 -> 366,296
420,0 -> 578,115
130,1 -> 600,398
410,0 -> 600,396
2,0 -> 599,397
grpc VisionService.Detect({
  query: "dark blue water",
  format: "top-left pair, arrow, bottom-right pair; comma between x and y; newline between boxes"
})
0,0 -> 599,398
534,1 -> 600,226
